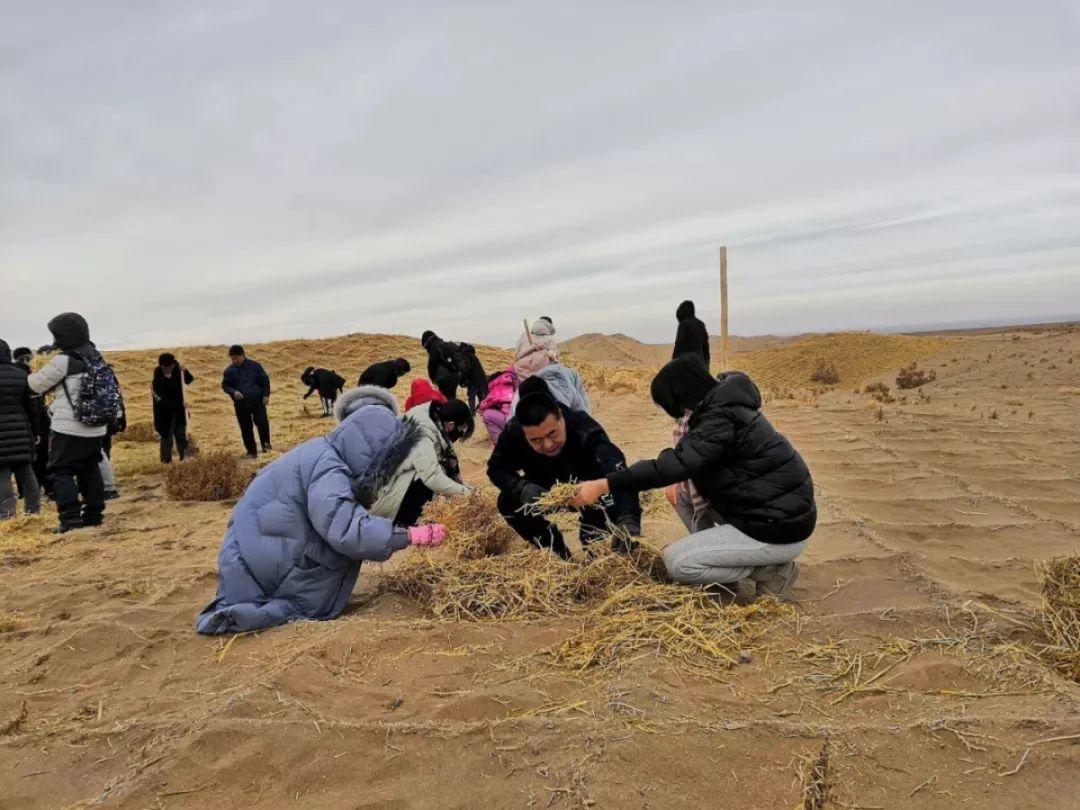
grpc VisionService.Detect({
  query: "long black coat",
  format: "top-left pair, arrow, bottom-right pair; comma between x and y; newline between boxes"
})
0,342 -> 38,465
608,372 -> 815,544
673,301 -> 711,368
152,366 -> 194,434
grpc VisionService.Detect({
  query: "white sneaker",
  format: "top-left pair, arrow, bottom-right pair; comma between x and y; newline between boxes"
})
755,562 -> 799,598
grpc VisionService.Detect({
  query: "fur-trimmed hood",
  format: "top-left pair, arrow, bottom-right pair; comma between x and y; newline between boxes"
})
334,385 -> 399,422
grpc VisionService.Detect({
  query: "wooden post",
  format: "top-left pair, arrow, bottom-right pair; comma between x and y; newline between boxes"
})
719,246 -> 729,372
523,318 -> 533,346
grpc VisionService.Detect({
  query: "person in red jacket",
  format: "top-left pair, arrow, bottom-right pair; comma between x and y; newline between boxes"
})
404,378 -> 447,412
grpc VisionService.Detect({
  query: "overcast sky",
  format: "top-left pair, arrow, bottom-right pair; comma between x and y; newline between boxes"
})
2,1 -> 1078,350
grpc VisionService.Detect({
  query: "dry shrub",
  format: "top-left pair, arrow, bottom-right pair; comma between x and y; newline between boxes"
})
578,364 -> 650,397
419,489 -> 517,560
809,360 -> 839,385
863,381 -> 894,404
1037,557 -> 1080,681
164,452 -> 251,501
895,364 -> 936,390
799,738 -> 833,810
121,421 -> 157,443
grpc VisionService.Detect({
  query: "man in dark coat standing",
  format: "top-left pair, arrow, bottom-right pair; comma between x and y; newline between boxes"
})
673,300 -> 711,369
358,358 -> 411,391
0,340 -> 42,518
153,353 -> 194,462
12,346 -> 50,497
421,331 -> 462,400
221,345 -> 272,457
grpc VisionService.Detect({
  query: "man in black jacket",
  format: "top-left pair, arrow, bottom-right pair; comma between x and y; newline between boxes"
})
358,358 -> 410,391
12,346 -> 50,497
0,340 -> 42,519
421,331 -> 461,400
672,300 -> 710,369
153,353 -> 194,462
221,345 -> 271,457
573,355 -> 814,597
302,366 -> 346,416
487,387 -> 641,559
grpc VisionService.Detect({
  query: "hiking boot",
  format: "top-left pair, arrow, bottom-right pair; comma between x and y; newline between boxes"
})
755,562 -> 799,599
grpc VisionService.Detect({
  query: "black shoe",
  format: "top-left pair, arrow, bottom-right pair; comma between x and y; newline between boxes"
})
104,490 -> 120,501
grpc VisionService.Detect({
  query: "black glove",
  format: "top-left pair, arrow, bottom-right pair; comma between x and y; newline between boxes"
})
519,482 -> 545,506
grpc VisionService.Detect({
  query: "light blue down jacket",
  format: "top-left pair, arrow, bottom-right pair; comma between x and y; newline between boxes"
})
195,386 -> 419,635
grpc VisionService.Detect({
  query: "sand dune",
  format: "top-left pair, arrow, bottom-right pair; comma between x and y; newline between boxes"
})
1,326 -> 1079,808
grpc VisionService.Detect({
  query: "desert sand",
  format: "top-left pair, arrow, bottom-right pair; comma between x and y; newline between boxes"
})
1,326 -> 1079,808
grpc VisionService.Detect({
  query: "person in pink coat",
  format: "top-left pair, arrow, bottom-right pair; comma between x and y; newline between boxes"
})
513,317 -> 558,380
479,368 -> 517,444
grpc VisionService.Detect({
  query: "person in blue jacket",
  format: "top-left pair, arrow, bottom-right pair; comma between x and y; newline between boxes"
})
221,345 -> 272,457
195,385 -> 447,635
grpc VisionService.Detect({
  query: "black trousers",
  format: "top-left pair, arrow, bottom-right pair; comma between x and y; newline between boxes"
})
233,401 -> 271,455
158,409 -> 189,463
466,381 -> 488,414
47,433 -> 105,526
435,373 -> 460,401
497,487 -> 615,560
394,479 -> 436,527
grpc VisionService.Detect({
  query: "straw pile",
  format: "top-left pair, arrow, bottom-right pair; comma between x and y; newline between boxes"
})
164,452 -> 252,501
1037,556 -> 1080,681
419,489 -> 518,560
521,482 -> 580,516
120,421 -> 158,443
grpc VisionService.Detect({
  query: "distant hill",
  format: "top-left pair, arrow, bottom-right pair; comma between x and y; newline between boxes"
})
561,332 -> 792,367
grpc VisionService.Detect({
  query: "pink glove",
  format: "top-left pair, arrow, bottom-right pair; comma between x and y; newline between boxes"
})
408,524 -> 447,547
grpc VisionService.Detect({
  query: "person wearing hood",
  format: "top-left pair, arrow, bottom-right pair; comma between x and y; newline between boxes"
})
12,346 -> 50,498
421,331 -> 462,400
509,363 -> 590,416
487,385 -> 641,560
0,340 -> 42,519
514,317 -> 559,380
572,355 -> 815,597
403,378 -> 447,412
479,367 -> 517,444
221,345 -> 272,457
379,398 -> 474,526
672,301 -> 711,369
358,358 -> 411,391
153,353 -> 195,462
301,366 -> 346,417
27,313 -> 109,532
196,385 -> 448,635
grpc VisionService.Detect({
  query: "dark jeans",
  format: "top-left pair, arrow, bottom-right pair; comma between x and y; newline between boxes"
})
435,373 -> 460,401
233,400 -> 271,455
497,487 -> 616,560
1,462 -> 41,518
48,433 -> 105,527
32,439 -> 50,496
394,479 -> 436,527
159,409 -> 189,463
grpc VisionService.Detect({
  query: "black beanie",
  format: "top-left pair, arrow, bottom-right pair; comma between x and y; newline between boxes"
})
228,344 -> 245,357
421,331 -> 436,347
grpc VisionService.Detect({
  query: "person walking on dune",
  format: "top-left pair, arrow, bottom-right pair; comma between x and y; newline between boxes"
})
221,345 -> 272,458
487,381 -> 641,560
195,385 -> 446,635
358,358 -> 411,391
572,355 -> 815,598
0,340 -> 42,519
27,313 -> 121,533
153,353 -> 194,462
514,316 -> 559,380
301,366 -> 346,417
672,300 -> 711,369
421,331 -> 464,400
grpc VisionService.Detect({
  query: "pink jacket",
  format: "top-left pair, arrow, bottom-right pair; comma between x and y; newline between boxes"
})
513,320 -> 558,379
480,368 -> 517,414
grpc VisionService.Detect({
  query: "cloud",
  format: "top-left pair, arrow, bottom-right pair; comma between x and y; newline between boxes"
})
2,1 -> 1078,349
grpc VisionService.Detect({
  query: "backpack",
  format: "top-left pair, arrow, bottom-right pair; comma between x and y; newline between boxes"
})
446,342 -> 474,375
62,351 -> 125,428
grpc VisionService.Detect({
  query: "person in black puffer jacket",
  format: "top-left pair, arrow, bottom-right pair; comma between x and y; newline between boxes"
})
12,346 -> 50,498
672,300 -> 711,368
0,340 -> 43,519
357,358 -> 410,392
573,354 -> 815,597
421,331 -> 461,400
302,366 -> 347,417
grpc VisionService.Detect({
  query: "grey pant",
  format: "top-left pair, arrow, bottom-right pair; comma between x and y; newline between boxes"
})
665,494 -> 806,586
0,462 -> 41,518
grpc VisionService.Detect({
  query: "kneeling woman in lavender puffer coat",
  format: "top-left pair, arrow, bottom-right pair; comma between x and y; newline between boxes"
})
195,386 -> 445,635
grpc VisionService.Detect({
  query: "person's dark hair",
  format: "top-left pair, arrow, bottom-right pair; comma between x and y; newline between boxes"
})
13,346 -> 32,362
517,376 -> 551,400
433,398 -> 474,441
538,316 -> 552,325
228,344 -> 245,357
515,390 -> 561,427
159,352 -> 176,366
650,354 -> 717,419
392,357 -> 411,374
300,366 -> 315,384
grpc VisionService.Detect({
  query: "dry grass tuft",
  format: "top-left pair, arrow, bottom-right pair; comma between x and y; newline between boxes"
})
896,364 -> 937,390
0,611 -> 28,633
419,489 -> 518,560
799,738 -> 833,810
164,452 -> 252,501
120,421 -> 158,443
809,360 -> 840,385
1037,557 -> 1080,681
522,482 -> 581,516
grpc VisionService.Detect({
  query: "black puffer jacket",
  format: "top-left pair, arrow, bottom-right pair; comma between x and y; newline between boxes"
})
358,359 -> 409,390
673,300 -> 711,368
0,340 -> 38,465
608,371 -> 815,544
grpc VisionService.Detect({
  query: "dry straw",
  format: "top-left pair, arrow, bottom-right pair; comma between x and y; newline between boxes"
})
120,421 -> 158,443
164,451 -> 252,501
1037,556 -> 1080,681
